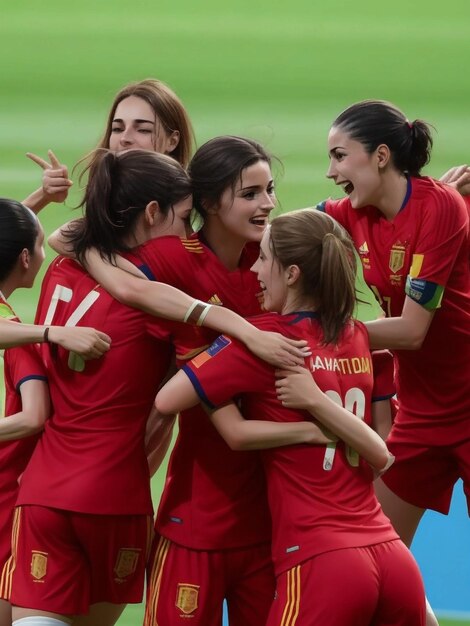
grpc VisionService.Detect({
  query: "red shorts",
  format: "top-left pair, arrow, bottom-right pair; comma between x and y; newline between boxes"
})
10,505 -> 153,616
267,541 -> 425,626
0,499 -> 18,602
383,433 -> 470,514
144,535 -> 274,626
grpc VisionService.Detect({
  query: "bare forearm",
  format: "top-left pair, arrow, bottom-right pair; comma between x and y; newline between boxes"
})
0,320 -> 46,348
365,317 -> 419,350
22,187 -> 49,214
0,411 -> 44,440
306,394 -> 390,470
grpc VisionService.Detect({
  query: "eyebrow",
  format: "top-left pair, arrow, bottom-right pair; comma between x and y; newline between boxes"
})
238,180 -> 274,192
112,118 -> 155,125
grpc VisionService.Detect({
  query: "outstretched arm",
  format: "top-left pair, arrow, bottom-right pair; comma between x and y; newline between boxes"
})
78,249 -> 310,367
0,318 -> 111,358
275,365 -> 393,472
0,379 -> 50,440
365,296 -> 434,350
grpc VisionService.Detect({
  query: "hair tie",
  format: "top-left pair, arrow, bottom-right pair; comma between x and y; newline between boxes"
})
406,119 -> 413,130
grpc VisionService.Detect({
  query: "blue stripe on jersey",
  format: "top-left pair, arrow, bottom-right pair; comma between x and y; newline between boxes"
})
15,374 -> 47,393
288,311 -> 319,325
137,264 -> 156,281
399,176 -> 412,212
182,366 -> 216,410
372,393 -> 395,403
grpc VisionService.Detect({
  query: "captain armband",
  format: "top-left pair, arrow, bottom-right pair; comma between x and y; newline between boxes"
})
405,276 -> 444,311
183,300 -> 212,326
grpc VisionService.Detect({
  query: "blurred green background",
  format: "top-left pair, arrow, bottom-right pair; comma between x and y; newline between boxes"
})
1,0 -> 469,624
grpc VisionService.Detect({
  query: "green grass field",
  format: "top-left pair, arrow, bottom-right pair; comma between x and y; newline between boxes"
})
1,0 -> 470,623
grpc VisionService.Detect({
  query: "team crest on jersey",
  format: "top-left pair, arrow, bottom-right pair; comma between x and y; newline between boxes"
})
114,548 -> 141,581
389,242 -> 406,273
175,583 -> 200,615
31,551 -> 48,581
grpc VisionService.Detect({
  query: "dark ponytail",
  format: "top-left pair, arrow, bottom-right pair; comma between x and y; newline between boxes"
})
66,149 -> 192,264
332,100 -> 433,177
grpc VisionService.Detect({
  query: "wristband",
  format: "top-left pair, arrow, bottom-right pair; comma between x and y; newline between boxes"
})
43,327 -> 50,343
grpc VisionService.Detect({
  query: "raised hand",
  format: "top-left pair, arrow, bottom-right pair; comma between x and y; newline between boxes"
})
26,149 -> 73,204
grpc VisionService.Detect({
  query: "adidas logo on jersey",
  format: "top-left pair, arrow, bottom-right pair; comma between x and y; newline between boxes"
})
358,241 -> 369,254
208,294 -> 223,306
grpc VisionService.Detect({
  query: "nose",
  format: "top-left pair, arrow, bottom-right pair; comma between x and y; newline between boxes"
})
326,160 -> 336,180
250,258 -> 260,274
260,191 -> 275,211
120,128 -> 134,147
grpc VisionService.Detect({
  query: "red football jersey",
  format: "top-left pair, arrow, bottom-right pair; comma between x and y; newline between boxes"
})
321,177 -> 470,442
0,298 -> 46,484
371,350 -> 395,402
0,298 -> 46,564
183,313 -> 397,575
17,257 -> 172,515
136,234 -> 271,550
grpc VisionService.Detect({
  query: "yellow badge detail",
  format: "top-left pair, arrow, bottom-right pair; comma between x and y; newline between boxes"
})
389,243 -> 406,273
176,583 -> 200,615
409,253 -> 424,278
31,551 -> 48,581
114,549 -> 141,581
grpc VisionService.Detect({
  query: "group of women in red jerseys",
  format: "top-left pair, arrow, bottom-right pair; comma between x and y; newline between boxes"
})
0,77 -> 468,626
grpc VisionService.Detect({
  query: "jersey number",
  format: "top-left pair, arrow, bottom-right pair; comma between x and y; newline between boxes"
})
370,285 -> 392,318
44,284 -> 100,372
322,387 -> 365,471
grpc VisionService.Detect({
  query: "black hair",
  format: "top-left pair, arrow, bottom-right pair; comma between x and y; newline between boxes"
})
65,149 -> 192,264
189,136 -> 272,220
0,198 -> 39,282
332,99 -> 433,176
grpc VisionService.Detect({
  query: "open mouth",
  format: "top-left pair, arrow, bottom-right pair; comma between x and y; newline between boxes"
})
249,216 -> 268,226
338,181 -> 354,195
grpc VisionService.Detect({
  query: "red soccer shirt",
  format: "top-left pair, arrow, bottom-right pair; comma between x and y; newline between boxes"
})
17,257 -> 172,515
135,234 -> 271,550
321,177 -> 470,442
183,313 -> 397,575
0,298 -> 46,547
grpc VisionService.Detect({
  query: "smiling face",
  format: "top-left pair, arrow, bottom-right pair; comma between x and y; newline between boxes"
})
251,227 -> 288,313
108,96 -> 179,155
326,126 -> 383,209
211,159 -> 275,244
